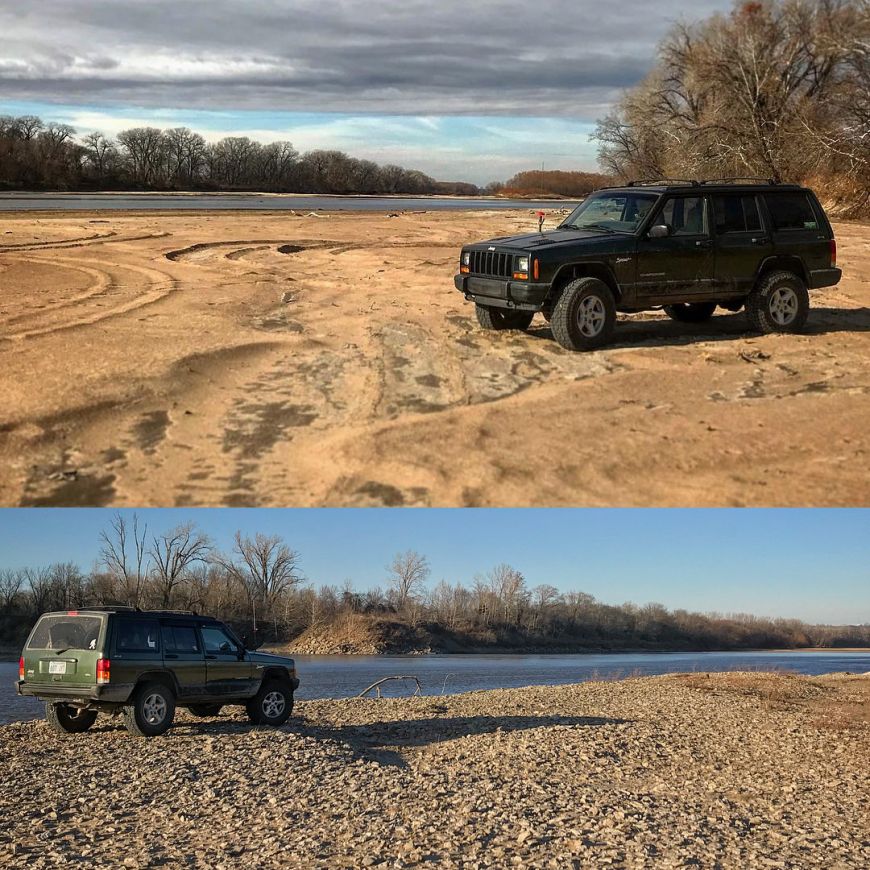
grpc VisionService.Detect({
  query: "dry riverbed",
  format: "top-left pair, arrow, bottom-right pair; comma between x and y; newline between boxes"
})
1,673 -> 868,868
1,209 -> 869,507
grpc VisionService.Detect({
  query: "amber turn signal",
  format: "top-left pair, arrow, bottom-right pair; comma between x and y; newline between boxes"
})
460,266 -> 470,274
512,272 -> 528,280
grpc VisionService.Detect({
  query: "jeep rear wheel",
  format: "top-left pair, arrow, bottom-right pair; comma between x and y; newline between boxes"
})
475,304 -> 534,331
123,681 -> 176,737
246,679 -> 293,727
663,302 -> 717,323
746,271 -> 809,334
45,702 -> 98,735
550,277 -> 616,351
189,704 -> 223,717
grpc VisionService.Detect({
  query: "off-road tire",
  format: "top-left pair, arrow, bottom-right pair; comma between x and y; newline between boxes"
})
246,679 -> 294,727
550,277 -> 616,351
475,304 -> 534,331
663,302 -> 717,323
123,681 -> 176,737
45,702 -> 98,734
189,704 -> 223,717
746,271 -> 810,334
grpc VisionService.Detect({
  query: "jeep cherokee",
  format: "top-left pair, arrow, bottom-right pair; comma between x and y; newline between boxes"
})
16,607 -> 300,737
454,179 -> 842,351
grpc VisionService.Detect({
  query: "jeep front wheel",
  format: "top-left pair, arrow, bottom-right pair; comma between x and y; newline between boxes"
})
475,304 -> 534,331
746,271 -> 809,333
246,680 -> 293,727
45,702 -> 98,735
664,302 -> 717,323
123,681 -> 176,737
550,277 -> 616,351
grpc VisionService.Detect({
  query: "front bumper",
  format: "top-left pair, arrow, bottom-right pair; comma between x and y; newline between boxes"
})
454,274 -> 550,311
809,267 -> 842,289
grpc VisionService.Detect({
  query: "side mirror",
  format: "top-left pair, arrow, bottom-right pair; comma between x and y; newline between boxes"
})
648,224 -> 671,239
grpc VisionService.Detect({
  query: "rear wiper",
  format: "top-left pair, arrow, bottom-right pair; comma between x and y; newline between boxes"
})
55,648 -> 72,655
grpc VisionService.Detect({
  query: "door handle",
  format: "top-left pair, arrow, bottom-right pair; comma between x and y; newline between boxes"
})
205,654 -> 217,660
751,237 -> 770,245
695,240 -> 713,248
164,653 -> 178,659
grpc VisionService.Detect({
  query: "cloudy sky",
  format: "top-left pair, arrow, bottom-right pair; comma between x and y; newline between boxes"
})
0,0 -> 732,183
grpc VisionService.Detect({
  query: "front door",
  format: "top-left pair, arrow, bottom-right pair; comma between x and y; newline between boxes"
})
199,624 -> 254,696
635,194 -> 715,298
161,622 -> 207,699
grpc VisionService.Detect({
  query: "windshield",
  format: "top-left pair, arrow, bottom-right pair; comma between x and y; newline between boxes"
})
26,614 -> 104,651
561,191 -> 658,234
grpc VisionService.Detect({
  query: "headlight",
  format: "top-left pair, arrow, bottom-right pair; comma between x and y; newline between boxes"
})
517,256 -> 529,272
462,252 -> 471,266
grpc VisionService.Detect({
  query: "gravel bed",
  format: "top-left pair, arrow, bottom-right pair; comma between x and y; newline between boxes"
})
1,672 -> 867,868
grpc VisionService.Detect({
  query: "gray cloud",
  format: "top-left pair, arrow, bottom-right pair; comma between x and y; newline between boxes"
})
0,0 -> 732,117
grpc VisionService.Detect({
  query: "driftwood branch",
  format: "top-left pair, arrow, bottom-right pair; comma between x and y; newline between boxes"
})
357,676 -> 422,698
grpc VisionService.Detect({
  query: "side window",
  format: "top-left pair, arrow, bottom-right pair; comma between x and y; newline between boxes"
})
200,626 -> 239,655
115,619 -> 160,653
656,197 -> 708,236
713,195 -> 762,234
162,625 -> 201,653
765,193 -> 818,231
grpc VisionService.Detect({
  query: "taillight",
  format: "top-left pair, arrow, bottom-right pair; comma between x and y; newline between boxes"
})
96,659 -> 110,684
18,657 -> 24,680
830,239 -> 837,267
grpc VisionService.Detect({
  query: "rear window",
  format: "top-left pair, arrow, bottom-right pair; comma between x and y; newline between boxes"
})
765,193 -> 819,230
114,619 -> 161,653
714,195 -> 762,234
27,615 -> 103,651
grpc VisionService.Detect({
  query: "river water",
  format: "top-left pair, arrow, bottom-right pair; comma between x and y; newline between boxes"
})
0,193 -> 575,212
2,650 -> 868,725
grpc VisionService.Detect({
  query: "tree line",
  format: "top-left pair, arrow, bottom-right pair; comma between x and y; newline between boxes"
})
0,116 -> 440,195
1,515 -> 866,652
594,0 -> 870,216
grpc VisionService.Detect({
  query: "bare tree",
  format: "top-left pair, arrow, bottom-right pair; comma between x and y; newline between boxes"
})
99,512 -> 149,607
386,550 -> 430,610
0,569 -> 24,610
214,532 -> 302,632
149,523 -> 211,608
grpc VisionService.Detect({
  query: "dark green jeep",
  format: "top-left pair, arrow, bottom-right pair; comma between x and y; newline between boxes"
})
16,608 -> 300,737
455,179 -> 842,350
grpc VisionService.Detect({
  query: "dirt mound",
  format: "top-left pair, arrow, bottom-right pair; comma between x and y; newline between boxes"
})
285,615 -> 430,655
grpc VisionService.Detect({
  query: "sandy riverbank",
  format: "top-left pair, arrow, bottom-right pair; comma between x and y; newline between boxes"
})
1,209 -> 868,507
1,673 -> 867,868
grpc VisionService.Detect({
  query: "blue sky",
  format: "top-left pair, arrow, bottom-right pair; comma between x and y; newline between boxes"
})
0,510 -> 866,625
0,0 -> 733,184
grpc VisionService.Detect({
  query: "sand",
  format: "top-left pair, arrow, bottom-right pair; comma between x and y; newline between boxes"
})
0,208 -> 868,507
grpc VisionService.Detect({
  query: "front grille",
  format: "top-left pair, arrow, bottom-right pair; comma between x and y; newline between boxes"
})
470,250 -> 513,278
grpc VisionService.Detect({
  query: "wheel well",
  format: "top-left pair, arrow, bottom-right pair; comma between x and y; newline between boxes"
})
261,666 -> 291,684
548,263 -> 621,307
133,671 -> 178,700
757,256 -> 808,286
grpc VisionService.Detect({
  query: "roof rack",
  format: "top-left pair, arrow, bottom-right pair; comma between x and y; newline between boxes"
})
79,604 -> 136,612
626,179 -> 700,187
700,177 -> 778,185
77,606 -> 201,617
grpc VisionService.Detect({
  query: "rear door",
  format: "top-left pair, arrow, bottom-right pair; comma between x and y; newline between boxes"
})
199,624 -> 255,697
110,617 -> 163,695
712,193 -> 772,295
161,622 -> 207,699
763,191 -> 832,277
635,194 -> 715,298
22,612 -> 105,688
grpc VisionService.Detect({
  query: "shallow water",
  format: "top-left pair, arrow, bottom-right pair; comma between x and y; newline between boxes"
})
0,193 -> 575,212
2,650 -> 868,725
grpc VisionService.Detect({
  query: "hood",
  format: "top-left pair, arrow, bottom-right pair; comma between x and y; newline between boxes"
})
470,228 -> 620,250
247,649 -> 295,666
